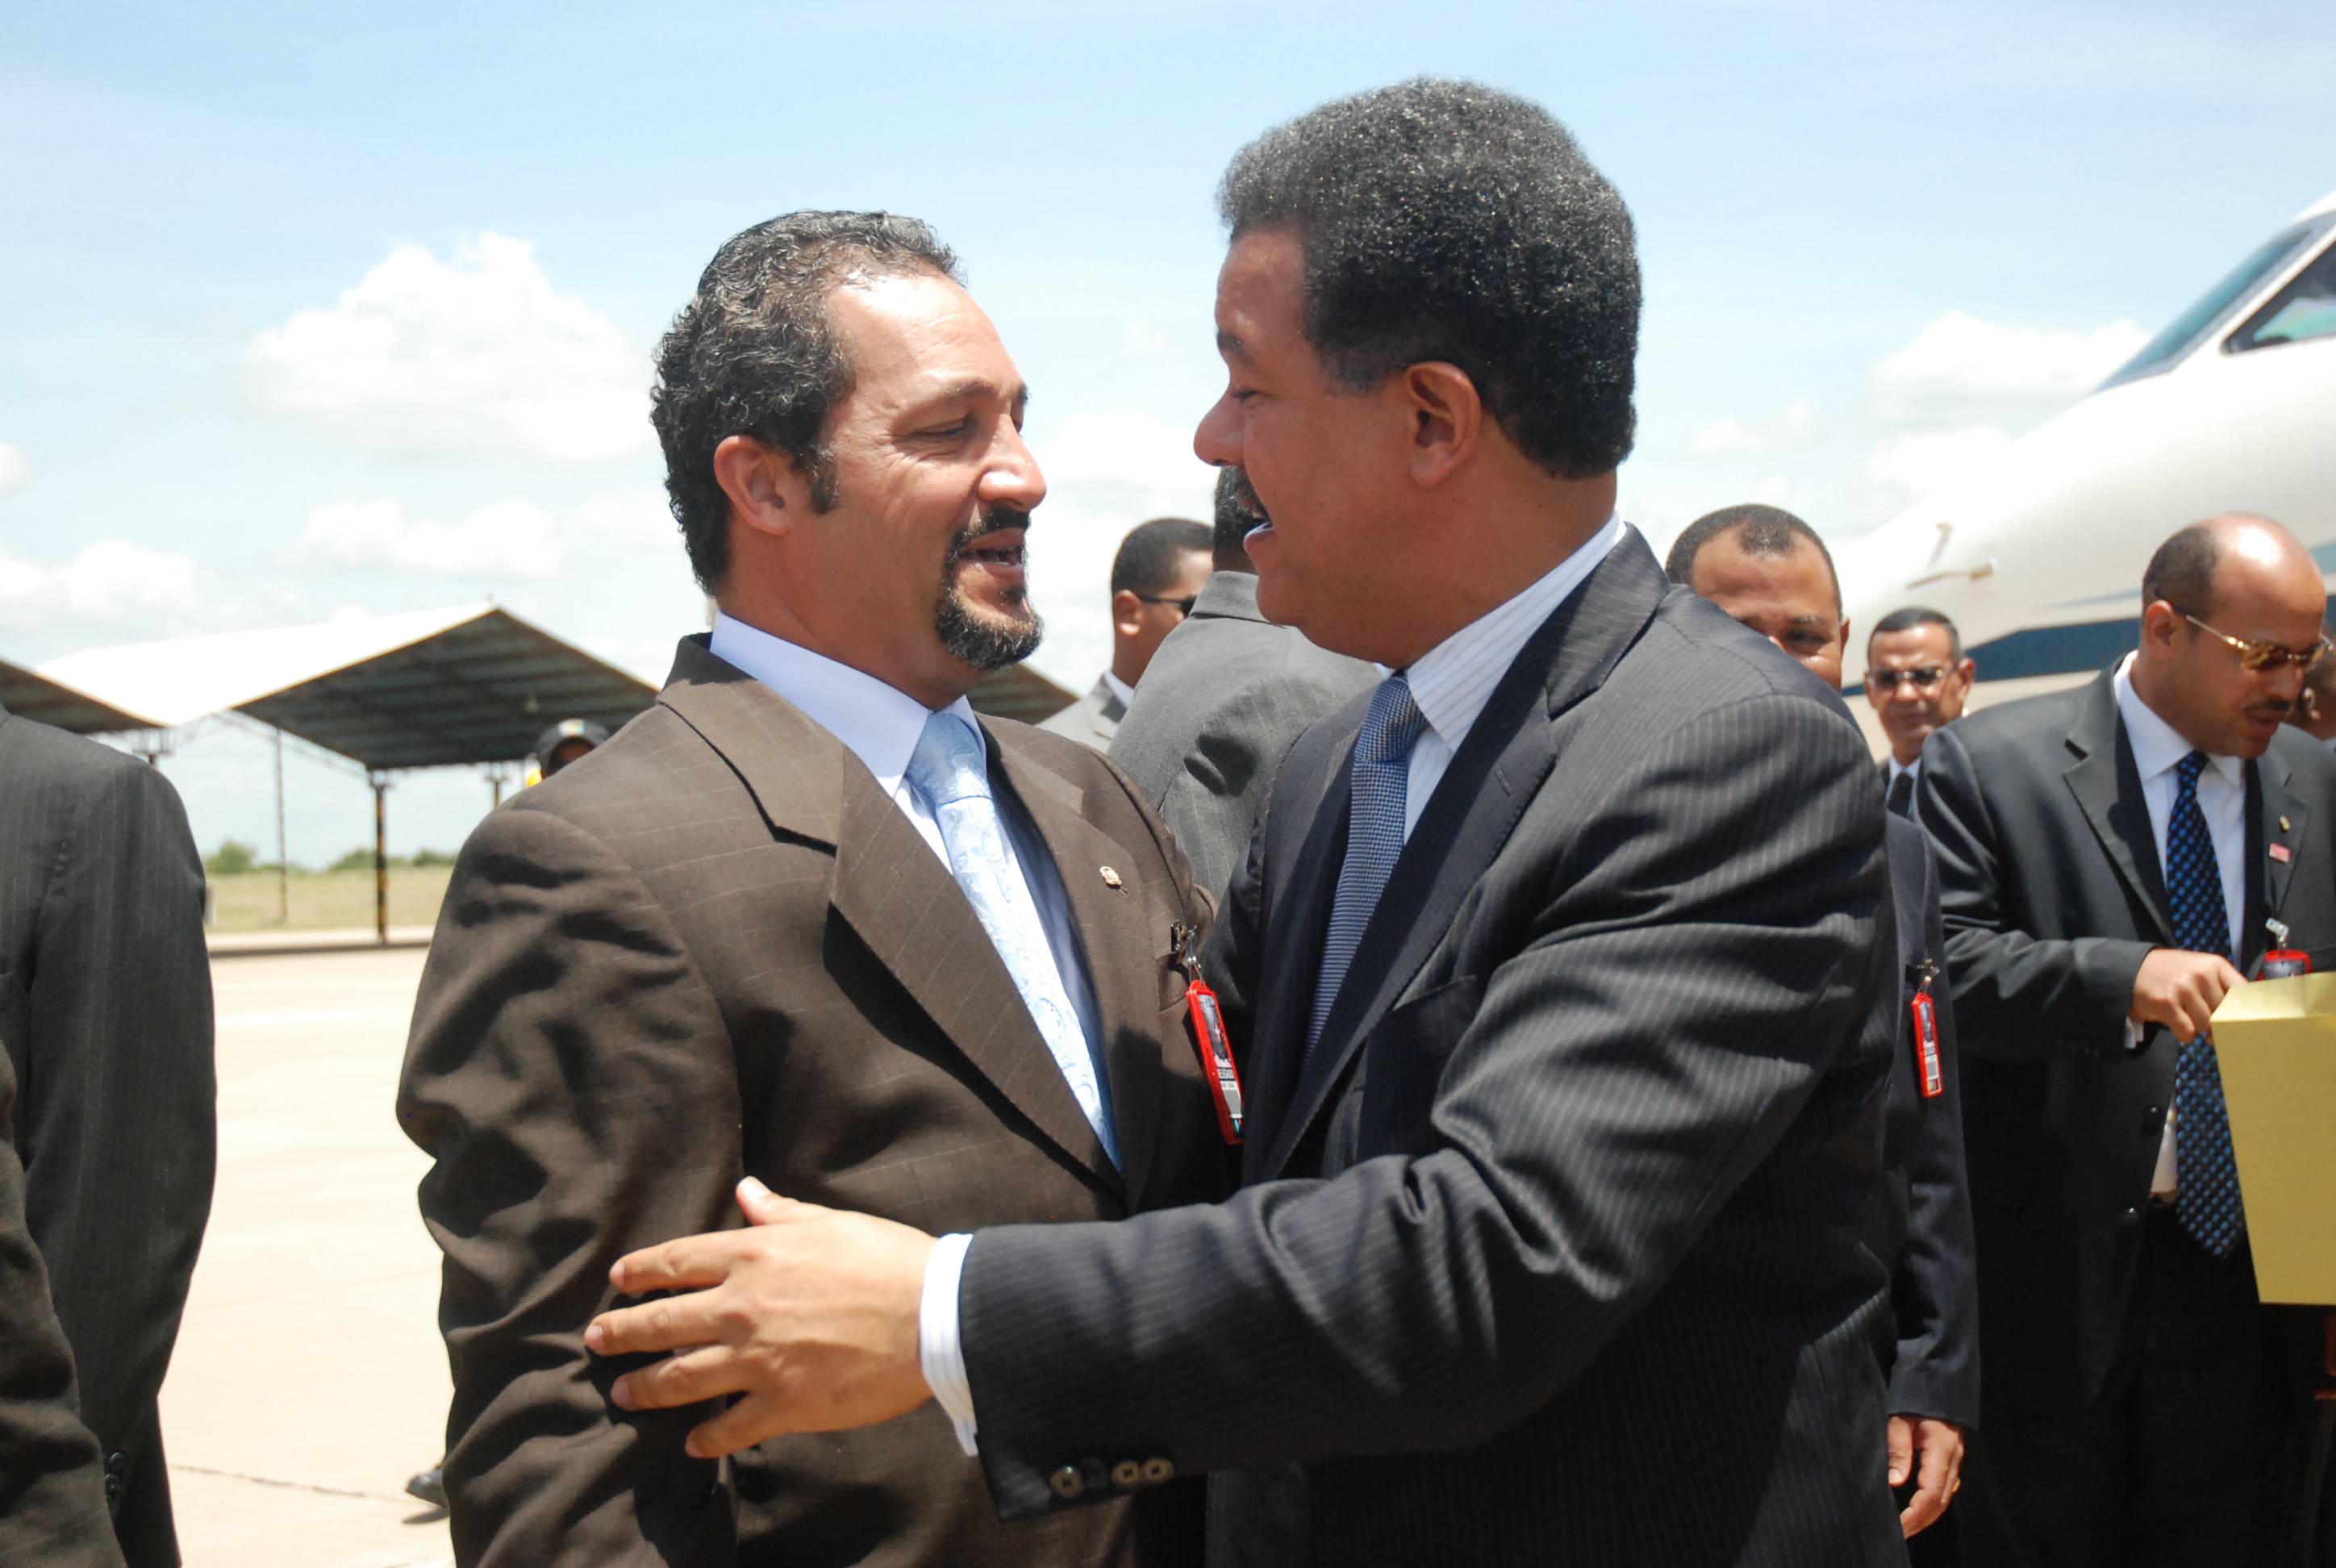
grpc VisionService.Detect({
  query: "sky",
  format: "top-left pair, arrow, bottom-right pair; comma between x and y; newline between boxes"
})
3,0 -> 2331,866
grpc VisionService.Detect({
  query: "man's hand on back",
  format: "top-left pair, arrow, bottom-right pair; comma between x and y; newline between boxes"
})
2129,948 -> 2245,1041
1888,1414 -> 1964,1537
586,1178 -> 936,1457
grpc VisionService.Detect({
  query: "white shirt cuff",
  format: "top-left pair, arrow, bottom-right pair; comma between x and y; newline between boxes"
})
920,1232 -> 978,1455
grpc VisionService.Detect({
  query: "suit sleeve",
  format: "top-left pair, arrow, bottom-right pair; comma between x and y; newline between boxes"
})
19,756 -> 214,1485
959,693 -> 1887,1516
0,1046 -> 124,1568
1919,724 -> 2150,1061
1883,835 -> 1980,1429
397,806 -> 744,1568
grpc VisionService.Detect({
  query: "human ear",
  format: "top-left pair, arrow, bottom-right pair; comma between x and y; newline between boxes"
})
1400,362 -> 1482,489
1112,588 -> 1146,639
714,436 -> 813,541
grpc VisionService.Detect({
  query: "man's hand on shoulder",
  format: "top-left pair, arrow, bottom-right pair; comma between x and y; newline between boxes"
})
586,1178 -> 935,1457
2130,948 -> 2244,1042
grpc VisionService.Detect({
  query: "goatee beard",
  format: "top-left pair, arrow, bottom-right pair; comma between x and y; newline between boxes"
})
935,511 -> 1043,671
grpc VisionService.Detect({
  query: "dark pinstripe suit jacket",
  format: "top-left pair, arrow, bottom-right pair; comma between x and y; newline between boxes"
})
0,706 -> 214,1568
398,637 -> 1236,1568
957,536 -> 1906,1566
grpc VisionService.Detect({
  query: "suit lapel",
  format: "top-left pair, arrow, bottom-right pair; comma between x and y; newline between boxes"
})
1260,536 -> 1669,1181
658,637 -> 1120,1191
987,724 -> 1158,1202
2059,673 -> 2174,945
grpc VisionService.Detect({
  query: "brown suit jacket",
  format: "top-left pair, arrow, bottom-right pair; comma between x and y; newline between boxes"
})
398,637 -> 1236,1567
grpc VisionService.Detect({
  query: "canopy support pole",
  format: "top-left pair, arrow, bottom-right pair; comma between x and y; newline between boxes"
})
371,770 -> 389,946
273,726 -> 288,926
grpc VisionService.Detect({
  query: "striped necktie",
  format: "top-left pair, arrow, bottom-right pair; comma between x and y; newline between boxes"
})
1307,675 -> 1431,1062
1887,769 -> 1915,819
2165,749 -> 2244,1257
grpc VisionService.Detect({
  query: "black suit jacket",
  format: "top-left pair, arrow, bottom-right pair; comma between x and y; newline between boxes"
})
1919,668 -> 2336,1411
0,706 -> 215,1566
1872,815 -> 1979,1428
956,536 -> 1905,1566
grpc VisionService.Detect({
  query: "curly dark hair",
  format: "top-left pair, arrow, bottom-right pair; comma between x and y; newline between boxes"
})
1218,77 -> 1639,479
650,212 -> 962,591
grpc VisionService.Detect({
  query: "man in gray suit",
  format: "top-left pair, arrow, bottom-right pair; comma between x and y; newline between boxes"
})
0,706 -> 215,1566
588,79 -> 1903,1566
1037,517 -> 1212,750
1108,466 -> 1376,897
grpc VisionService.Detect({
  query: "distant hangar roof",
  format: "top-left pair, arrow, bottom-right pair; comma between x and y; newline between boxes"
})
0,656 -> 157,735
41,604 -> 658,769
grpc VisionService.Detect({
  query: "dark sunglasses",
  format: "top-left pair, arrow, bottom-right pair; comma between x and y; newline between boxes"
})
2182,614 -> 2332,673
1137,594 -> 1199,616
1866,667 -> 1951,693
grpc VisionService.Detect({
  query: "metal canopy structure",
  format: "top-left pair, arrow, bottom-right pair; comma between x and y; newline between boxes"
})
45,605 -> 659,943
0,657 -> 157,735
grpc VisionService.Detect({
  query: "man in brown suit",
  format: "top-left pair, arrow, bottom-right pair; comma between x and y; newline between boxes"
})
397,211 -> 1233,1567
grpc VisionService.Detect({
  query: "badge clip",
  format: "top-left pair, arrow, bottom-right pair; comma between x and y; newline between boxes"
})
2259,917 -> 2312,979
1170,921 -> 1244,1145
1906,958 -> 1945,1099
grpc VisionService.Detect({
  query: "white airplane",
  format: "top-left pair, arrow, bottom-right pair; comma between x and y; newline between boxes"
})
1838,187 -> 2336,698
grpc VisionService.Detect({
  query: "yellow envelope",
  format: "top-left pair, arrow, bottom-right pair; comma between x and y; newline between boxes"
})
2210,973 -> 2336,1305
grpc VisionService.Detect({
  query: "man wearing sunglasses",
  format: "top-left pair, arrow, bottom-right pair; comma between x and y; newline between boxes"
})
1037,516 -> 1212,750
1865,607 -> 1976,816
1920,513 -> 2336,1566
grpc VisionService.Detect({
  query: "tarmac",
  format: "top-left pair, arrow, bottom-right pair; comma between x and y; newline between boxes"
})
164,945 -> 453,1568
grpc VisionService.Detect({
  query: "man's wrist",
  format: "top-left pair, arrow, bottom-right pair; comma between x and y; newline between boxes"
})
920,1232 -> 978,1454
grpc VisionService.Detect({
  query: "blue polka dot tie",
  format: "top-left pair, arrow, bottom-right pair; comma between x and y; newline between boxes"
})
2166,749 -> 2246,1257
1308,675 -> 1431,1063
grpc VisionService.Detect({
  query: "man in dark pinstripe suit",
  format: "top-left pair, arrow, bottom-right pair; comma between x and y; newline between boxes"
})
0,703 -> 215,1566
590,80 -> 1904,1566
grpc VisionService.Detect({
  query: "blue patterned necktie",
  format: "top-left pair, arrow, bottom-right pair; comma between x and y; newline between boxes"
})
2166,749 -> 2245,1257
904,711 -> 1118,1166
1307,675 -> 1432,1061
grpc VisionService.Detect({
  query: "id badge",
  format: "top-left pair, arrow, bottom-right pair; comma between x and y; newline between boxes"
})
2260,949 -> 2313,979
1171,922 -> 1244,1144
1911,991 -> 1945,1099
1907,957 -> 1944,1100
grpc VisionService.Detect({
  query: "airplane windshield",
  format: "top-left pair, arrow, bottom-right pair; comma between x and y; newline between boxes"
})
2228,236 -> 2336,354
2099,220 -> 2326,389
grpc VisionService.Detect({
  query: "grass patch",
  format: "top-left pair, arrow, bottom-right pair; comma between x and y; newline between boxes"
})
206,867 -> 456,933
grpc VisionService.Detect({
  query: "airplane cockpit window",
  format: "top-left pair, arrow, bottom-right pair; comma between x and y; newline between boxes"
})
2227,236 -> 2336,354
2099,218 -> 2330,390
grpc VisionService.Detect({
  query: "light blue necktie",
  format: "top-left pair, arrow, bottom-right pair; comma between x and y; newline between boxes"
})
2166,750 -> 2245,1257
1307,674 -> 1432,1061
904,711 -> 1118,1166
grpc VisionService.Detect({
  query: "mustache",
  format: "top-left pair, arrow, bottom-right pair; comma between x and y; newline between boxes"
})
1224,466 -> 1270,527
943,509 -> 1032,569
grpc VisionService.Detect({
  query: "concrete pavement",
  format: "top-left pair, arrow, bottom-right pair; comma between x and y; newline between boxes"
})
164,947 -> 452,1568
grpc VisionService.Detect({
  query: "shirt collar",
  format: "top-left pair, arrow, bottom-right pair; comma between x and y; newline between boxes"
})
708,611 -> 978,792
1401,513 -> 1629,752
2113,651 -> 2244,789
1102,669 -> 1136,710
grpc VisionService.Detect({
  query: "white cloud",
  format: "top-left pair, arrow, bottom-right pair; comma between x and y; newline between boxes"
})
575,490 -> 678,549
0,443 -> 29,496
0,540 -> 200,628
294,498 -> 560,578
1019,411 -> 1219,687
1869,427 -> 2017,499
1872,312 -> 2146,429
244,234 -> 649,463
1688,401 -> 1813,457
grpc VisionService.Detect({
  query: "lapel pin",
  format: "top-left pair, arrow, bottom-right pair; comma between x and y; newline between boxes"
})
2270,844 -> 2292,863
1099,865 -> 1123,888
2280,815 -> 2292,832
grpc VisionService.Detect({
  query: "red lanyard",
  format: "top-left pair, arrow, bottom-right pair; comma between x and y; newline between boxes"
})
1171,921 -> 1244,1144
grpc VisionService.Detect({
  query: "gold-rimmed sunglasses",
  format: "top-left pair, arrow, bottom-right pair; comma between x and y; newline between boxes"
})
2182,613 -> 2332,673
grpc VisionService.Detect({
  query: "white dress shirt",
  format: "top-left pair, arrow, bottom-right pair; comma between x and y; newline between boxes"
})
920,514 -> 1632,1452
1103,669 -> 1137,711
707,613 -> 1112,1451
2112,652 -> 2249,1195
1887,757 -> 1921,790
